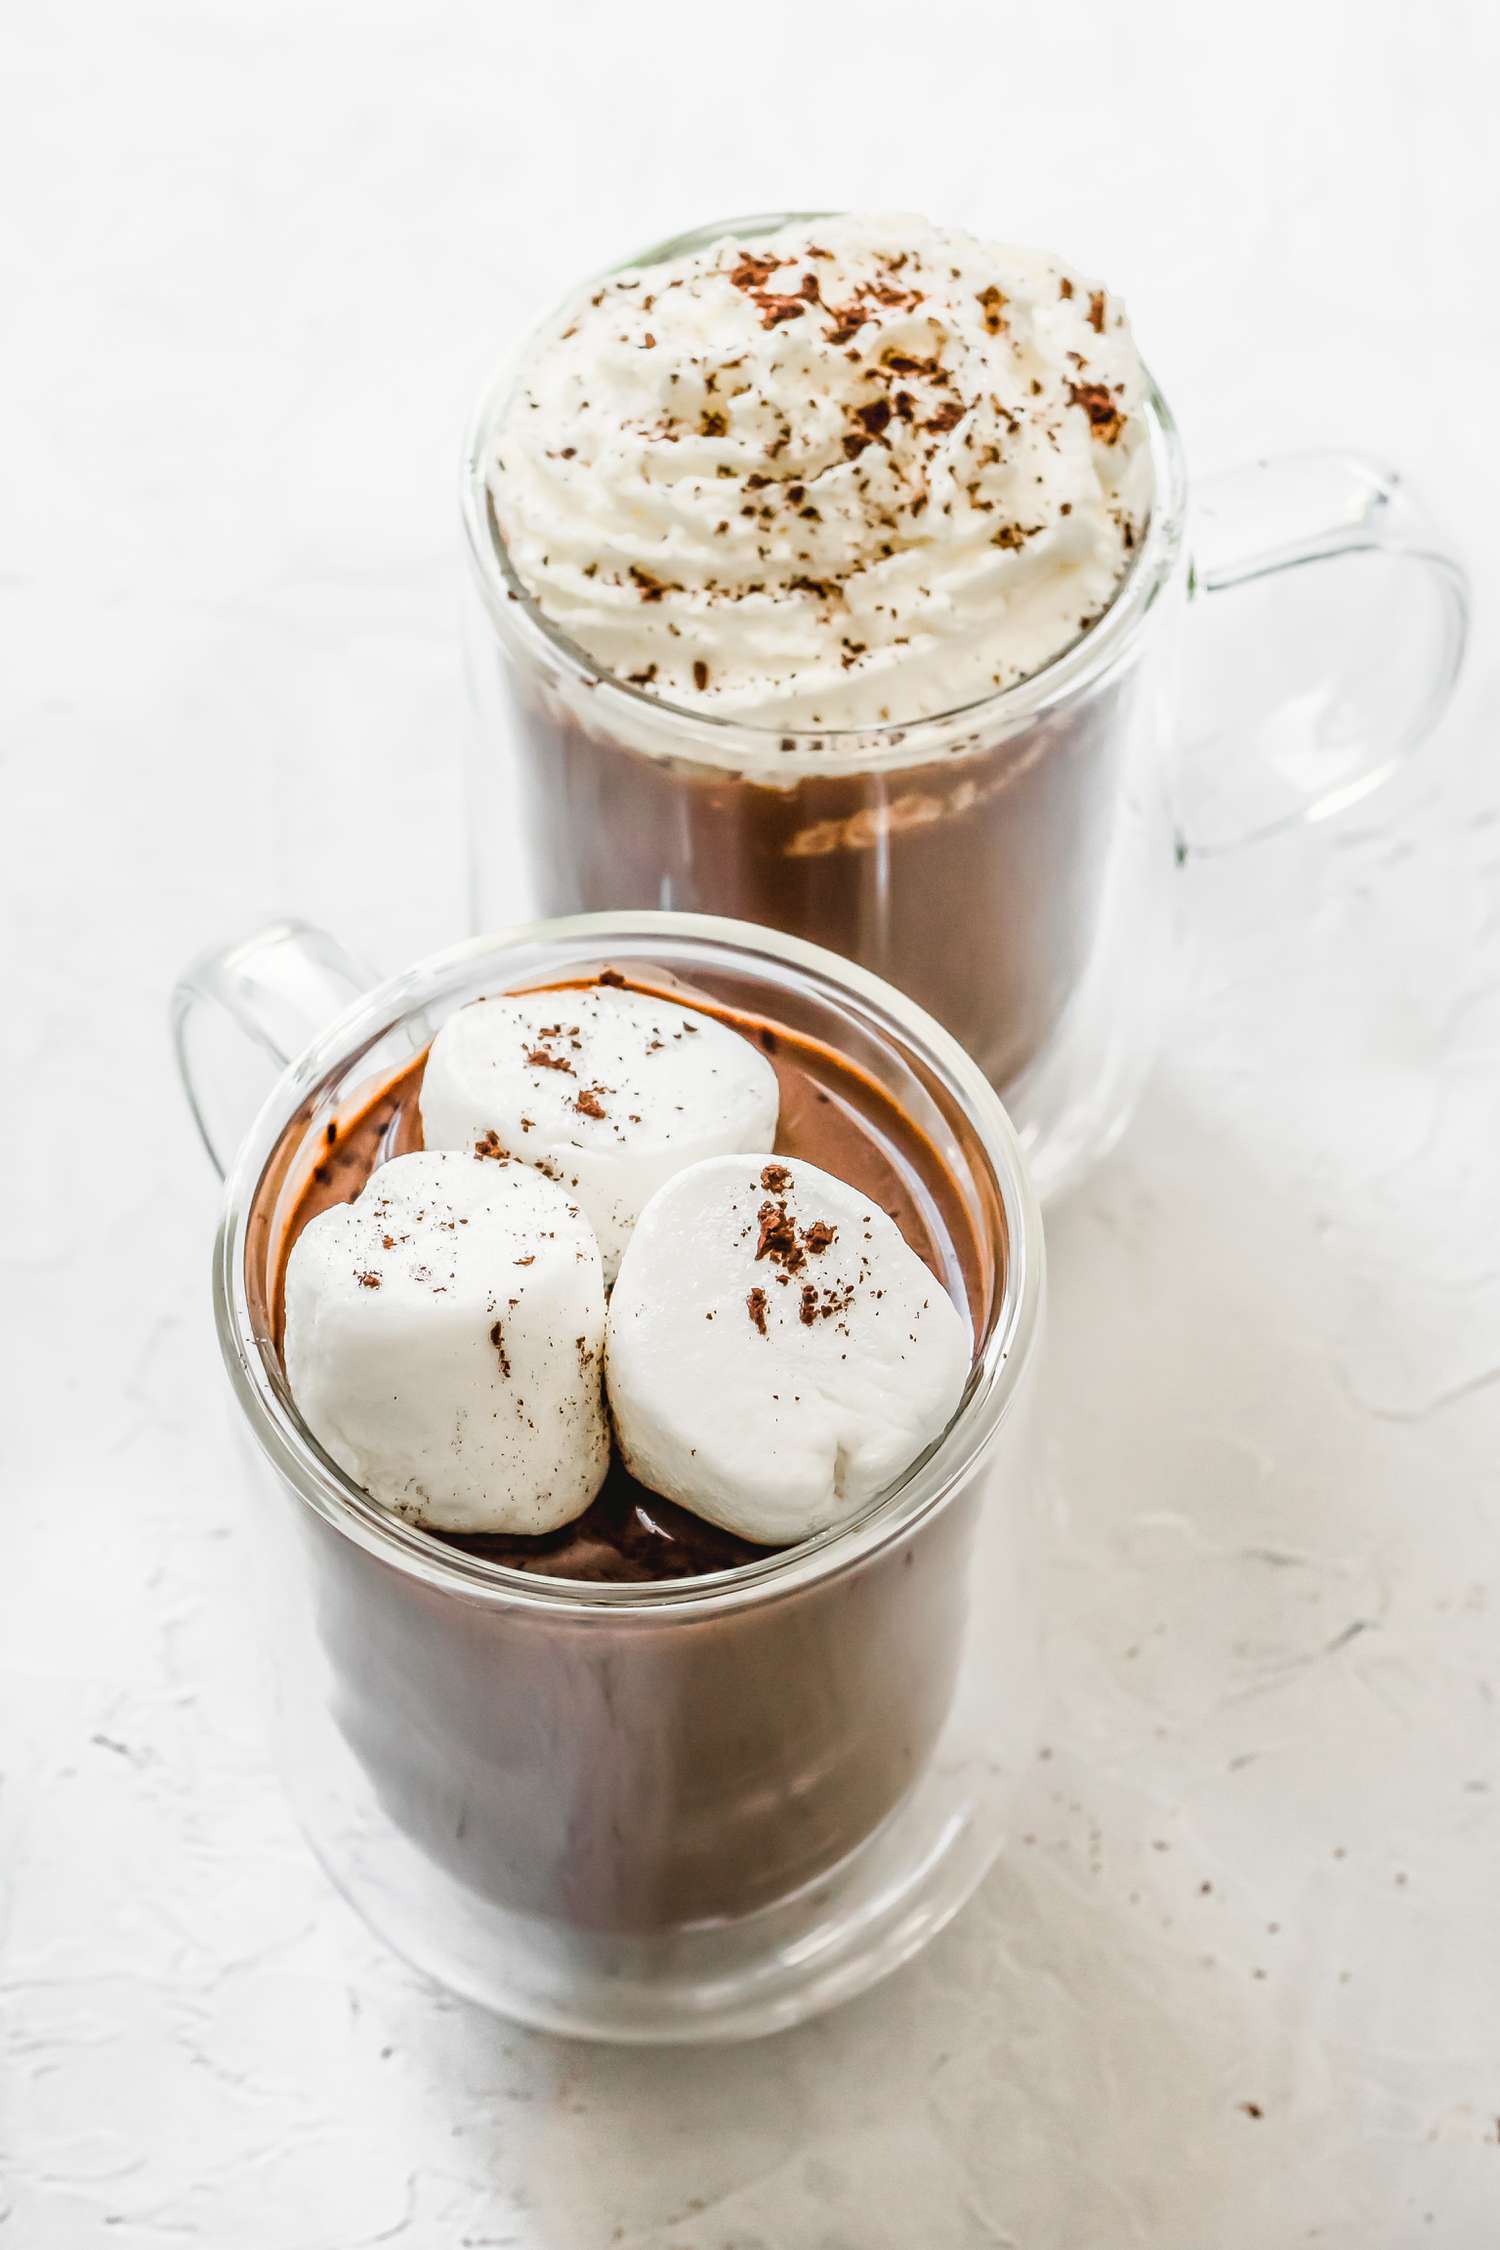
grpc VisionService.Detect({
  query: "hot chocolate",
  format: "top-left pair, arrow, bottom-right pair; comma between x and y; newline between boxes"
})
249,965 -> 1000,1932
470,212 -> 1151,1090
501,672 -> 1131,1090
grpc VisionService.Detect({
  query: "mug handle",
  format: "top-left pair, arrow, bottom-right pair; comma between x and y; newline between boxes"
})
171,920 -> 376,1178
1177,451 -> 1469,852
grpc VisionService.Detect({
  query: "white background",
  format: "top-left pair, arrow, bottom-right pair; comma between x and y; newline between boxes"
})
5,3 -> 1499,2243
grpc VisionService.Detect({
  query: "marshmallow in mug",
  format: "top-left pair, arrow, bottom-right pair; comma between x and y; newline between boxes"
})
283,1150 -> 609,1534
606,1155 -> 972,1545
420,984 -> 780,1280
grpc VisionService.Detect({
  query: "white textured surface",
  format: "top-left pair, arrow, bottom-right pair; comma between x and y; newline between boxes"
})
4,3 -> 1497,2244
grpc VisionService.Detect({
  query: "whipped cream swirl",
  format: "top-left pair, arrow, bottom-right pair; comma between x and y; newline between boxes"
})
486,213 -> 1150,729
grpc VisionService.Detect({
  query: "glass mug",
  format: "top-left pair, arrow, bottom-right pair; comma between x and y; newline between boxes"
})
462,212 -> 1469,1202
172,912 -> 1045,2042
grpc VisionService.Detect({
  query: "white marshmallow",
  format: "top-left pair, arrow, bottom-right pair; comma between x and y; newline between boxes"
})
283,1150 -> 608,1534
605,1155 -> 972,1546
420,985 -> 780,1282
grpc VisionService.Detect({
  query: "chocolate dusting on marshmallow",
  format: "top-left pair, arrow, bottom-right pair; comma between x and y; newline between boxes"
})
421,985 -> 780,1283
605,1153 -> 972,1547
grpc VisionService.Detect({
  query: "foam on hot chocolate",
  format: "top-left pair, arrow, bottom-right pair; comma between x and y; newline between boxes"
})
488,211 -> 1149,726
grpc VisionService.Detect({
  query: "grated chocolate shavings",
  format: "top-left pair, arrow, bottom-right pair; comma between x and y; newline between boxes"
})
1066,380 -> 1124,444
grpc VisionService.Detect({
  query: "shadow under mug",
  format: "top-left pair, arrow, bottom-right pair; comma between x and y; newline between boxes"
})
462,213 -> 1470,1203
173,912 -> 1045,2042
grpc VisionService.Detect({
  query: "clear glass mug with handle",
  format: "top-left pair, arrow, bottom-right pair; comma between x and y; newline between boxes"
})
462,213 -> 1470,1202
172,911 -> 1045,2042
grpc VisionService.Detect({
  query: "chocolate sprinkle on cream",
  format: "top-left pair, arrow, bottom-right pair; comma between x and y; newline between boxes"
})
488,213 -> 1149,726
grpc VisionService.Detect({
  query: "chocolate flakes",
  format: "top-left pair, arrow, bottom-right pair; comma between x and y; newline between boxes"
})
755,1200 -> 801,1267
725,248 -> 813,330
1067,380 -> 1124,444
799,1278 -> 855,1327
753,1170 -> 839,1277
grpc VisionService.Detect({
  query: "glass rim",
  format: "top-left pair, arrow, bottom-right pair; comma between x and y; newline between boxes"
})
461,209 -> 1190,771
213,911 -> 1045,1620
